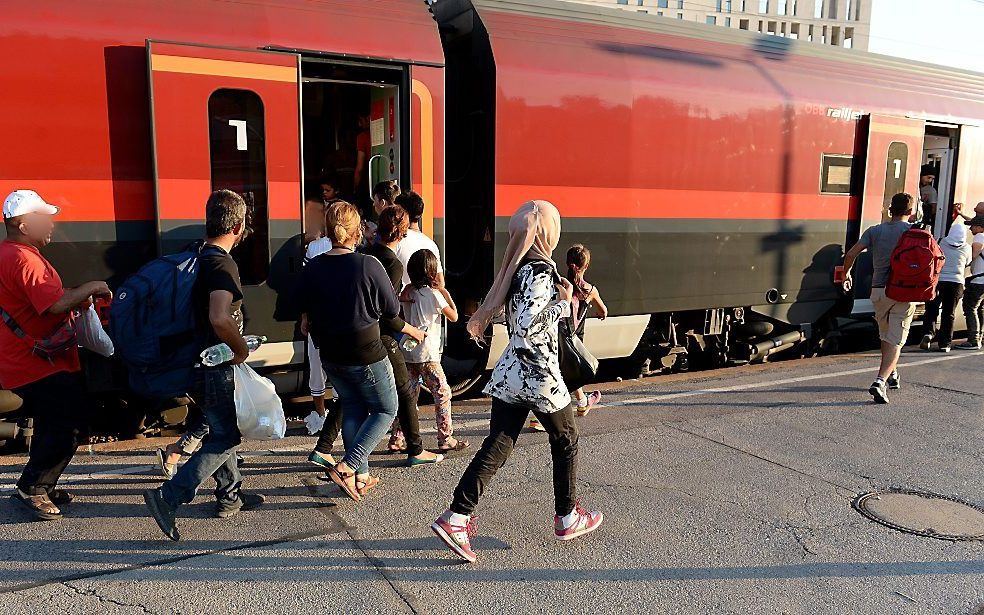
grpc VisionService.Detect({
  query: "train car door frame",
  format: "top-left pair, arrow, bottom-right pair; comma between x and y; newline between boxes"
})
146,40 -> 304,370
851,113 -> 925,314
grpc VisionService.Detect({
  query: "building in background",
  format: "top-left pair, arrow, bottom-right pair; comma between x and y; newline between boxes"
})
566,0 -> 870,50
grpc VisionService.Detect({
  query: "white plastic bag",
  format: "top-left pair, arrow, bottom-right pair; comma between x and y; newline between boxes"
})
233,364 -> 286,440
304,410 -> 326,435
75,305 -> 114,357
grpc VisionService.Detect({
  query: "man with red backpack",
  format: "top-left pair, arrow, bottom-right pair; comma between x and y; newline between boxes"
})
840,193 -> 944,404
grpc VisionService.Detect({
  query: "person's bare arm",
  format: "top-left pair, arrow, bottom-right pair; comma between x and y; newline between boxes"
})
973,240 -> 983,261
590,288 -> 608,320
209,289 -> 248,364
47,281 -> 112,315
841,242 -> 866,278
439,287 -> 459,322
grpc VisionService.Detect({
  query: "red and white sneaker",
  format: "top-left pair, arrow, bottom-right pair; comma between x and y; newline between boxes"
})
431,514 -> 478,563
554,503 -> 604,541
577,391 -> 602,416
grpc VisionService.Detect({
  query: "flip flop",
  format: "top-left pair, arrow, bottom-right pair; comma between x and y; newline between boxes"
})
155,448 -> 176,479
47,489 -> 74,505
327,466 -> 361,502
356,475 -> 380,496
12,490 -> 62,521
407,453 -> 445,467
437,439 -> 470,453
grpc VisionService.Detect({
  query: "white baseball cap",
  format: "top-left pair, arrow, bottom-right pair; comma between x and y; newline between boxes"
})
3,190 -> 60,219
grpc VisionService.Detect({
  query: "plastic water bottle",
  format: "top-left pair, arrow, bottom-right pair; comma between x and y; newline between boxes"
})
398,326 -> 426,352
200,335 -> 267,366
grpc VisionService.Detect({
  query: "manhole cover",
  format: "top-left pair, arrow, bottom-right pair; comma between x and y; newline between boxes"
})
853,489 -> 984,541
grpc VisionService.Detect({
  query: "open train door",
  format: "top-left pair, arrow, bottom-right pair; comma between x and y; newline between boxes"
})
147,41 -> 303,362
851,114 -> 925,310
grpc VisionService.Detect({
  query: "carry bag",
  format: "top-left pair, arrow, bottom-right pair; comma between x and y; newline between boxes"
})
0,305 -> 76,362
233,363 -> 286,440
558,317 -> 599,391
885,227 -> 945,302
75,304 -> 114,357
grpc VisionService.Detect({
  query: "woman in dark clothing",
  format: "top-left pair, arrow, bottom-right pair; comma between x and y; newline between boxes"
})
299,201 -> 424,500
361,206 -> 443,466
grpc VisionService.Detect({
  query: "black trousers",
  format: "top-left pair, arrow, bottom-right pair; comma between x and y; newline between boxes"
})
451,397 -> 578,517
964,283 -> 984,341
314,334 -> 422,456
921,281 -> 964,347
15,371 -> 90,495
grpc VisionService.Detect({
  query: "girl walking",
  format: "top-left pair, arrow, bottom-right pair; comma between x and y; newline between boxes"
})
564,243 -> 607,416
431,200 -> 603,563
398,249 -> 469,453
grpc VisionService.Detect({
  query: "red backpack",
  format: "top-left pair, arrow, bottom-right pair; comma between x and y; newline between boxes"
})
886,227 -> 945,302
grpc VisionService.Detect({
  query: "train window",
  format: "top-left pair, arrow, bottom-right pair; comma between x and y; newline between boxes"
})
820,154 -> 853,195
208,89 -> 269,285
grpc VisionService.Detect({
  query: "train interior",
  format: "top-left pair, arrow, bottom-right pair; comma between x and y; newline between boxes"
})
922,123 -> 960,238
299,59 -> 406,227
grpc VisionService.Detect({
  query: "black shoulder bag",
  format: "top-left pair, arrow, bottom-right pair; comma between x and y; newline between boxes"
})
551,269 -> 599,390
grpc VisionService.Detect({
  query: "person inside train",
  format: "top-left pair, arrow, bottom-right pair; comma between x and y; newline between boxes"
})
839,192 -> 917,404
145,189 -> 263,541
358,206 -> 444,465
319,174 -> 341,204
299,201 -> 425,501
919,217 -> 972,353
394,190 -> 444,289
1,190 -> 113,521
917,164 -> 937,228
352,112 -> 371,201
432,200 -> 603,564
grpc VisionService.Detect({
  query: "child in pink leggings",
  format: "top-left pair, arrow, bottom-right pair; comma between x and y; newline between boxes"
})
398,249 -> 469,452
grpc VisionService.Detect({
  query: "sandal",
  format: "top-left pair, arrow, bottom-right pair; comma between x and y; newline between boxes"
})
387,435 -> 407,454
155,448 -> 177,479
47,489 -> 74,506
12,489 -> 62,521
326,465 -> 361,502
355,475 -> 380,496
437,438 -> 470,453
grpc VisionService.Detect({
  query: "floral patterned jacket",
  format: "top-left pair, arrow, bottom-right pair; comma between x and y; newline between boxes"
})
484,260 -> 572,412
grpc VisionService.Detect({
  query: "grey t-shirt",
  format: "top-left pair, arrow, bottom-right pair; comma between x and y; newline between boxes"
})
858,220 -> 911,287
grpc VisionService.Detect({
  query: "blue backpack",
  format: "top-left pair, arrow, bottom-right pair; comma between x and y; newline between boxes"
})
110,242 -> 219,400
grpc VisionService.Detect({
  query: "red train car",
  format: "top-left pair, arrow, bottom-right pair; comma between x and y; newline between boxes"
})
434,0 -> 984,377
1,0 -> 983,438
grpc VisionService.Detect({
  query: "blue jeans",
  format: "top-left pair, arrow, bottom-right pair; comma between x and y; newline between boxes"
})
324,358 -> 398,474
162,365 -> 242,507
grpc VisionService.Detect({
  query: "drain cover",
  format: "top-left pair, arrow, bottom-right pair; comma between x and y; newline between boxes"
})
853,489 -> 984,541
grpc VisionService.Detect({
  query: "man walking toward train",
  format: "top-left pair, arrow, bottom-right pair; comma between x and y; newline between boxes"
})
0,190 -> 113,521
144,189 -> 263,541
839,193 -> 917,404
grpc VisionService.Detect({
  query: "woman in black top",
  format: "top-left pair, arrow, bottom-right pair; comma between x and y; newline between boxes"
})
361,206 -> 443,465
299,201 -> 423,500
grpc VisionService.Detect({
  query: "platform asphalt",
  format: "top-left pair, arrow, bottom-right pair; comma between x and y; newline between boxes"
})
0,348 -> 981,614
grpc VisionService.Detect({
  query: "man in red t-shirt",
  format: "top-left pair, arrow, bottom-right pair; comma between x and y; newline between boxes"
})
0,190 -> 111,521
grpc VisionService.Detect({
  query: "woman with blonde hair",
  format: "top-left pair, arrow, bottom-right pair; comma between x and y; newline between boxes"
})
431,200 -> 603,563
299,201 -> 424,500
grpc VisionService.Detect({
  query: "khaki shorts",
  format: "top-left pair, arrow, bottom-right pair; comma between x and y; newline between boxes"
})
870,287 -> 916,347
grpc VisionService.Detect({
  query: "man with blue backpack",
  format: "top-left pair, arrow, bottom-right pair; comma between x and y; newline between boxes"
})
135,189 -> 263,541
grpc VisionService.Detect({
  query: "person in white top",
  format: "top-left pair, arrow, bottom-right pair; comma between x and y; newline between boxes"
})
301,194 -> 340,467
399,249 -> 468,453
955,215 -> 984,350
394,191 -> 444,288
919,220 -> 972,352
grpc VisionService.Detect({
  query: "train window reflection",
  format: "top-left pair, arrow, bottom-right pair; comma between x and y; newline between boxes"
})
207,89 -> 269,285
